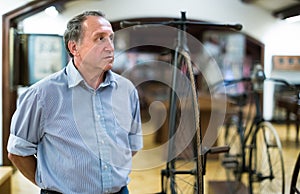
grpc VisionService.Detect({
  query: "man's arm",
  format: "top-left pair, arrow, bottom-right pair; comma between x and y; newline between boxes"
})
8,153 -> 37,185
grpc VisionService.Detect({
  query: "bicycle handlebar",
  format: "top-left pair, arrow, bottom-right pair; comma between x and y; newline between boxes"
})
120,11 -> 242,31
220,77 -> 300,100
222,77 -> 297,90
120,20 -> 242,31
222,77 -> 252,86
267,78 -> 296,89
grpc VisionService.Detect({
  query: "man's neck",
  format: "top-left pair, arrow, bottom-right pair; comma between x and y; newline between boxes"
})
73,59 -> 106,90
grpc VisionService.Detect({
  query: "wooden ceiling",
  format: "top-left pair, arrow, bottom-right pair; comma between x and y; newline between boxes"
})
241,0 -> 300,19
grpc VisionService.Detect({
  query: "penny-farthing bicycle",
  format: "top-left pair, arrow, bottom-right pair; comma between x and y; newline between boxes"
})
120,12 -> 242,194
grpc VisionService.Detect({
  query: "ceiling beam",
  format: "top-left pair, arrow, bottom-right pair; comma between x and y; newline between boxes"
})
273,3 -> 300,19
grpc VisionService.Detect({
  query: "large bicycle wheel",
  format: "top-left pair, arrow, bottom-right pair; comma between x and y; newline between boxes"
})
249,121 -> 285,194
221,113 -> 245,193
161,48 -> 202,194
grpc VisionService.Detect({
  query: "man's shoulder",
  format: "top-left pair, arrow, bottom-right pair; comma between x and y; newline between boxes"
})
110,71 -> 134,87
35,68 -> 67,87
25,68 -> 67,96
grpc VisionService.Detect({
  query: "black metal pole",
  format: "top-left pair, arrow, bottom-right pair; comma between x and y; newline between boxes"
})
166,11 -> 189,194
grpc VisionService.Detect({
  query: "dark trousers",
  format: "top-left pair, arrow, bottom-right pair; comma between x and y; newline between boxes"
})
41,185 -> 129,194
40,190 -> 61,194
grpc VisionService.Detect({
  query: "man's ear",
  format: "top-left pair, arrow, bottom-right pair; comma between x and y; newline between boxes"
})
68,41 -> 78,56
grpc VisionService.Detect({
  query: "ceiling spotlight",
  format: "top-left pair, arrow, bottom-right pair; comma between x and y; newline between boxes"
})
45,6 -> 59,17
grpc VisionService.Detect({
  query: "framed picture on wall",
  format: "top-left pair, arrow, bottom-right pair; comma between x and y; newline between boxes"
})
272,55 -> 300,71
16,33 -> 68,86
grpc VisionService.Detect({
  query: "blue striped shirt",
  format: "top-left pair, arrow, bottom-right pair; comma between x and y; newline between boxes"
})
7,60 -> 143,194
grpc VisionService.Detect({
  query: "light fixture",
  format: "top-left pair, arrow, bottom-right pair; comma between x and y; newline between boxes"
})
45,6 -> 59,17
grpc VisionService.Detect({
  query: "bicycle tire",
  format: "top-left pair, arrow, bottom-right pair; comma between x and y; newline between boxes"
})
290,152 -> 300,194
161,50 -> 202,194
249,121 -> 285,194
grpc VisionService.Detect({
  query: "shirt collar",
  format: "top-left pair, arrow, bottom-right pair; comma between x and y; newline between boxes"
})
66,60 -> 118,89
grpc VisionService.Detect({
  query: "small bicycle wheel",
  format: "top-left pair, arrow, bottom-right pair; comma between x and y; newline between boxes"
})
161,140 -> 200,194
249,121 -> 285,194
221,114 -> 244,193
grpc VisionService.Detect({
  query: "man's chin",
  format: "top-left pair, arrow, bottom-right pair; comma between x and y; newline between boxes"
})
107,62 -> 113,69
102,63 -> 113,71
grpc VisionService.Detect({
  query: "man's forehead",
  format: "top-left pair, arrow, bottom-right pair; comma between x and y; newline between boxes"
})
83,15 -> 112,30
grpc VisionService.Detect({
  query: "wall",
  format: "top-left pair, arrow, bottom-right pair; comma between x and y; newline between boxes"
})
1,0 -> 300,164
22,0 -> 300,77
0,0 -> 36,165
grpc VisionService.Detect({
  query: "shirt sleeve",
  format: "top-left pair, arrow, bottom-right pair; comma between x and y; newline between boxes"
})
7,87 -> 43,156
129,88 -> 143,151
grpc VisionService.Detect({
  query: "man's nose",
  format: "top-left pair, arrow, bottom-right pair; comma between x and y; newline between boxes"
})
105,38 -> 114,51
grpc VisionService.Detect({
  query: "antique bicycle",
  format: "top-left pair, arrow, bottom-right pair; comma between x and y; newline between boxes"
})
214,65 -> 299,194
121,12 -> 241,194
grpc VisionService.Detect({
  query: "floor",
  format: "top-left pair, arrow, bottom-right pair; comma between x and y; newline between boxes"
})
11,123 -> 299,194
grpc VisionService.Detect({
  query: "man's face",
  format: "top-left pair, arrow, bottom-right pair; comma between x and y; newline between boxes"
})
76,16 -> 115,73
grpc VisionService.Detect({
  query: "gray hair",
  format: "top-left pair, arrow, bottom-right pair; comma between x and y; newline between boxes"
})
63,10 -> 106,58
